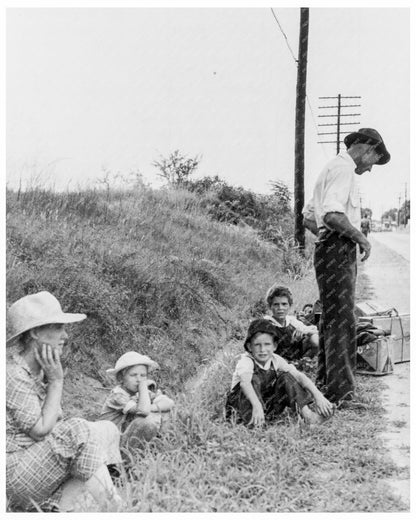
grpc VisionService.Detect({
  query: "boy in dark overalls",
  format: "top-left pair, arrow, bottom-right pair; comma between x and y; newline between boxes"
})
225,319 -> 334,427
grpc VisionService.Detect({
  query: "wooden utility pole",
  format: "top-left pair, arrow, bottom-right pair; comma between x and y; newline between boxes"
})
294,7 -> 309,251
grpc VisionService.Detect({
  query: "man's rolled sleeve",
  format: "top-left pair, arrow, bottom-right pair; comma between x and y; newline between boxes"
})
302,199 -> 315,220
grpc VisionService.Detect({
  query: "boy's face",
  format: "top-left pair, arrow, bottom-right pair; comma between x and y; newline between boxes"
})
271,296 -> 291,322
249,332 -> 275,366
122,364 -> 148,394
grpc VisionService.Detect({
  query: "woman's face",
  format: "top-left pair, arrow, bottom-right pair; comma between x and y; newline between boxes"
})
32,323 -> 68,357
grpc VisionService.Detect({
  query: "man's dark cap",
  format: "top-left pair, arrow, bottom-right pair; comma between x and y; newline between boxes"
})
344,128 -> 390,165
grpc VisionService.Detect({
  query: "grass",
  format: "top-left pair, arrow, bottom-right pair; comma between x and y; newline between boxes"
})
6,183 -> 407,512
103,374 -> 404,513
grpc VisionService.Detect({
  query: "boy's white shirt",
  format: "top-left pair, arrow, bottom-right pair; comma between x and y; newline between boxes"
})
231,352 -> 298,390
263,314 -> 318,335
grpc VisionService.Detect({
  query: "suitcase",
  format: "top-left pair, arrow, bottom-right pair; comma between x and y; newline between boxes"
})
356,301 -> 410,363
357,336 -> 394,376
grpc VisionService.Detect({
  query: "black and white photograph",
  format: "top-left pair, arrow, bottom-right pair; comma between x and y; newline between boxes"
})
4,2 -> 413,514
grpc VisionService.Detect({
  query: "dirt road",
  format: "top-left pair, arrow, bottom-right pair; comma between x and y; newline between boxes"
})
360,230 -> 410,508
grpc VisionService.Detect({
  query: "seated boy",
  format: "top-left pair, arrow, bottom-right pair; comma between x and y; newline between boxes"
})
225,319 -> 334,426
263,285 -> 319,361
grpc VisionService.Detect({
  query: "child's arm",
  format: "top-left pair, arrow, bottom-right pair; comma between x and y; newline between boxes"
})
239,374 -> 265,426
150,394 -> 175,413
290,316 -> 318,340
133,380 -> 152,416
290,369 -> 334,417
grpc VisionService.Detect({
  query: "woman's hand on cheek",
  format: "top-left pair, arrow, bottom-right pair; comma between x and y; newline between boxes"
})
34,344 -> 64,383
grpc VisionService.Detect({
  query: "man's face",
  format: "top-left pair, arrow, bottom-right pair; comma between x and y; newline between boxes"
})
355,145 -> 383,175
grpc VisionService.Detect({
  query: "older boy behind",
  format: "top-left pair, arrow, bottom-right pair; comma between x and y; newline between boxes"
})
264,285 -> 319,361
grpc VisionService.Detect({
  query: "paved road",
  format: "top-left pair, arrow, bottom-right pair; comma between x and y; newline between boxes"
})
361,231 -> 410,313
359,230 -> 410,508
369,230 -> 410,262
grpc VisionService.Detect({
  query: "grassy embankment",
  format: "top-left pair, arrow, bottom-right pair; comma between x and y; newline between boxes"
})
6,182 -> 405,512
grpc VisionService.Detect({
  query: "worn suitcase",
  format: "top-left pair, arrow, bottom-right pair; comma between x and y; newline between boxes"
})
357,336 -> 394,376
356,301 -> 410,363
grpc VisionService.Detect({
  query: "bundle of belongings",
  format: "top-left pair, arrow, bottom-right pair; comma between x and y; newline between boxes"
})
355,321 -> 394,376
297,302 -> 396,376
298,301 -> 409,376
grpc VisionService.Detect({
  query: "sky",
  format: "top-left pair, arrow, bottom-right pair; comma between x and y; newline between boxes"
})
5,5 -> 412,220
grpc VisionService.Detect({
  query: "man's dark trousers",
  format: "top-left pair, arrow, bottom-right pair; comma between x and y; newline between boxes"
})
314,229 -> 357,403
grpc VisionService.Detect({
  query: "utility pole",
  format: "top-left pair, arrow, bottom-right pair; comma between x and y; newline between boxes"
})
294,7 -> 309,252
317,95 -> 361,153
397,194 -> 401,227
404,182 -> 408,226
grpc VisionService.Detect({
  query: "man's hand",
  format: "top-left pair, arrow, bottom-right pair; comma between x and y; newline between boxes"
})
249,404 -> 265,427
357,235 -> 371,261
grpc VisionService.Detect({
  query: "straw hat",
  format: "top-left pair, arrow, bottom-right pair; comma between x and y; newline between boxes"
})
106,351 -> 159,375
7,291 -> 86,344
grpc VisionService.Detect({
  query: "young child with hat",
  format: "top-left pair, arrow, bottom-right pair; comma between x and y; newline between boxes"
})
225,319 -> 334,427
99,352 -> 174,451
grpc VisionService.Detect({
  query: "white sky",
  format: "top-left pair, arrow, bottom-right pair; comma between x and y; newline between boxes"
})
6,5 -> 411,219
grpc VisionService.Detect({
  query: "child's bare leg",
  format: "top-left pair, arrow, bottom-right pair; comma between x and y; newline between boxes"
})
122,416 -> 159,451
300,405 -> 326,425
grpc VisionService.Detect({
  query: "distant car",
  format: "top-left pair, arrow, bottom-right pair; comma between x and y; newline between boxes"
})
371,221 -> 382,232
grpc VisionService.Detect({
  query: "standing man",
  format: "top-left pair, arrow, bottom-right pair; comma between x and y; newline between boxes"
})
303,128 -> 390,406
360,214 -> 371,237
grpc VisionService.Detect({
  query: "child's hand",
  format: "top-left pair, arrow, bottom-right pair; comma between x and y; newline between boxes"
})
249,404 -> 265,427
292,330 -> 304,341
314,393 -> 335,418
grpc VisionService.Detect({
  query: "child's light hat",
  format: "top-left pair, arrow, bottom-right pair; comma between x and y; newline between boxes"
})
7,291 -> 86,344
107,351 -> 159,375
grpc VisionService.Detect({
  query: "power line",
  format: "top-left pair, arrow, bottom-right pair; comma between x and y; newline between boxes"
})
269,9 -> 327,158
306,95 -> 329,159
270,8 -> 297,64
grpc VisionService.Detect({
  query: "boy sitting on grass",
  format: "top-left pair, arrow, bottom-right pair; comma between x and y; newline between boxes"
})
263,285 -> 319,361
99,352 -> 175,452
225,319 -> 334,426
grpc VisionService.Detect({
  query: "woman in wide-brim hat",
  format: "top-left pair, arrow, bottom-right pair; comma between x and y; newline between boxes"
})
6,291 -> 122,512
